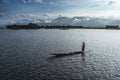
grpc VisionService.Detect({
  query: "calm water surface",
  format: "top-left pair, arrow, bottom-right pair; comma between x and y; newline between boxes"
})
0,29 -> 120,80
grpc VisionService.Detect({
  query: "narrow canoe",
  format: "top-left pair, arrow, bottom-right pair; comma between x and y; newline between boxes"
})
51,51 -> 84,56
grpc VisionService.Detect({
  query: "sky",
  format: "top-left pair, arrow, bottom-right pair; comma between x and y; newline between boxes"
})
0,0 -> 120,26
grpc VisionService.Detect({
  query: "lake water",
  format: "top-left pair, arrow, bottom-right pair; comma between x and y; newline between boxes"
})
0,29 -> 120,80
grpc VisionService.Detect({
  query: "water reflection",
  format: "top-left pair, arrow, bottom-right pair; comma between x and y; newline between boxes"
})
81,53 -> 85,61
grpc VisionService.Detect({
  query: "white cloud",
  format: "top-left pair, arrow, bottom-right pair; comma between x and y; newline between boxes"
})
55,0 -> 120,18
35,0 -> 42,3
23,0 -> 26,3
23,0 -> 43,3
3,0 -> 9,3
2,13 -> 120,27
108,1 -> 116,5
50,1 -> 54,5
4,13 -> 56,25
61,7 -> 120,18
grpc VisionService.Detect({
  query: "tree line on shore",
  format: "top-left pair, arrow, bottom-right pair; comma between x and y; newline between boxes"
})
5,23 -> 120,30
6,23 -> 84,29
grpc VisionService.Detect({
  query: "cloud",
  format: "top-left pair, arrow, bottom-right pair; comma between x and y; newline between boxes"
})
108,1 -> 116,5
4,0 -> 8,3
35,0 -> 43,3
23,0 -> 43,3
3,13 -> 56,26
23,0 -> 26,3
1,13 -> 120,27
50,1 -> 54,5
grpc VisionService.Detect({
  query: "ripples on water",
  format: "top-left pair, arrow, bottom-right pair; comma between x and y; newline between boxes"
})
0,29 -> 120,80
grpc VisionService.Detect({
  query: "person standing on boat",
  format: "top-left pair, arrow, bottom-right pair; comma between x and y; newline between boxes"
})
82,42 -> 85,51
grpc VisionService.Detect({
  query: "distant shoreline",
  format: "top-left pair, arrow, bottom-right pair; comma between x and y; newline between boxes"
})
1,23 -> 120,30
1,27 -> 120,30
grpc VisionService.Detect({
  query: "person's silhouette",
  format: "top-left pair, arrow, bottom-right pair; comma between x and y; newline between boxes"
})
82,42 -> 85,51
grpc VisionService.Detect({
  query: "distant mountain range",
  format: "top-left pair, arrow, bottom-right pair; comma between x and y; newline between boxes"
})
108,20 -> 120,25
50,16 -> 104,27
36,16 -> 120,27
2,16 -> 120,27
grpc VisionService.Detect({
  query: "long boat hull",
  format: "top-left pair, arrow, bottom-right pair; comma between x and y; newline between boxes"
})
51,51 -> 84,56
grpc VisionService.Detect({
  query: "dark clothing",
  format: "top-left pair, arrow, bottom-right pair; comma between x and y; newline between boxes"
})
82,42 -> 85,51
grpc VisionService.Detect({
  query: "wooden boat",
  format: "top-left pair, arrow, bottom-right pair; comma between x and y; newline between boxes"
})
51,42 -> 86,56
51,51 -> 84,56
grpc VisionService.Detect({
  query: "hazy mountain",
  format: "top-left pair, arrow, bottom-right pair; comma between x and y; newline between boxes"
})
108,20 -> 120,25
51,16 -> 71,26
71,17 -> 103,27
49,16 -> 106,27
6,15 -> 119,27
